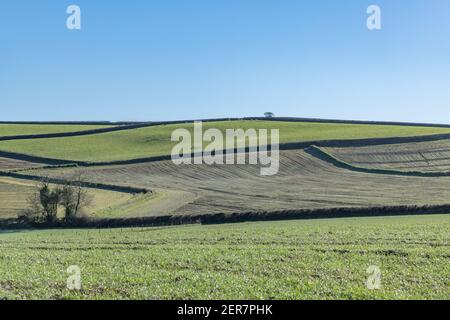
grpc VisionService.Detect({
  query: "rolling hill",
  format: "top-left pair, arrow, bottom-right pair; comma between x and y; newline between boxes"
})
1,118 -> 449,301
1,120 -> 450,163
0,123 -> 114,138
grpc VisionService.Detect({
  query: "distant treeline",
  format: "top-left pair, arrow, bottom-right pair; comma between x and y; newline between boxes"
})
1,204 -> 449,230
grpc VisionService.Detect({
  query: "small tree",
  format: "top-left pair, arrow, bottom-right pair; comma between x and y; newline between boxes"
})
264,112 -> 275,118
19,192 -> 45,223
38,181 -> 60,223
60,184 -> 76,219
19,175 -> 92,224
60,174 -> 92,221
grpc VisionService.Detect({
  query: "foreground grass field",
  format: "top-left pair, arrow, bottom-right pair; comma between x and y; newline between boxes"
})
0,214 -> 448,300
1,121 -> 450,162
0,124 -> 113,137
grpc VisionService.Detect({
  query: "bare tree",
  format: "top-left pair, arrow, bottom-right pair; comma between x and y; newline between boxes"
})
60,173 -> 93,221
19,192 -> 44,223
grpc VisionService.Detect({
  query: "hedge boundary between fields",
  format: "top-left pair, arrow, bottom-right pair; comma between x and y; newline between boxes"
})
0,118 -> 268,141
2,116 -> 450,142
3,131 -> 450,169
1,204 -> 449,229
0,122 -> 153,141
3,116 -> 450,128
0,170 -> 150,195
305,145 -> 450,177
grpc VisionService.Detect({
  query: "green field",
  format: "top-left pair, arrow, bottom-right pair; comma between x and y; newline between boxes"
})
0,121 -> 448,301
0,121 -> 449,162
0,214 -> 448,300
0,124 -> 113,137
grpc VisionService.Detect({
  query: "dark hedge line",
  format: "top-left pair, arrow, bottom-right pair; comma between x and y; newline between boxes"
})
0,121 -> 130,125
306,146 -> 450,177
0,122 -> 157,142
5,132 -> 450,169
0,171 -> 150,195
0,151 -> 76,165
2,117 -> 450,142
0,118 -> 243,142
1,204 -> 449,230
3,116 -> 450,128
244,117 -> 450,128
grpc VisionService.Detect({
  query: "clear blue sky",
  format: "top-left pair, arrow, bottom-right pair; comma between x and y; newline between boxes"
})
1,0 -> 449,123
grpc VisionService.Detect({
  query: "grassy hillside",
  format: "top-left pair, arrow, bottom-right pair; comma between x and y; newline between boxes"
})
0,124 -> 113,137
0,214 -> 448,299
0,121 -> 449,162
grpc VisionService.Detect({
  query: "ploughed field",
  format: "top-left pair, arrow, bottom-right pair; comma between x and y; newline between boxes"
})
0,215 -> 448,299
0,156 -> 45,171
1,120 -> 450,219
0,121 -> 449,162
0,178 -> 35,219
324,139 -> 450,173
31,149 -> 450,217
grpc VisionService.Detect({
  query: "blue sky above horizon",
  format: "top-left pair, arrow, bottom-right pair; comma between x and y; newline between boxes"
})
1,1 -> 449,123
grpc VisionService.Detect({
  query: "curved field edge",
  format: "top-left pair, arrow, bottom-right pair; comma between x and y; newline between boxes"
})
0,177 -> 137,221
3,116 -> 450,141
306,146 -> 450,177
0,170 -> 150,195
321,140 -> 450,173
1,120 -> 450,163
0,214 -> 448,300
2,203 -> 450,229
0,124 -> 117,140
3,131 -> 450,167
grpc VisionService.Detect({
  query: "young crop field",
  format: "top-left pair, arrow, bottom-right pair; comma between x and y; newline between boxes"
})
0,121 -> 449,162
0,124 -> 114,137
0,214 -> 448,300
323,139 -> 450,173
